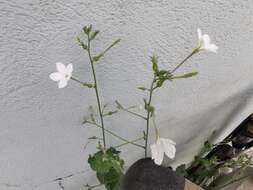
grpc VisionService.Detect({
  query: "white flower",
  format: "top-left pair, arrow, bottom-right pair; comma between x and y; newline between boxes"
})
197,28 -> 218,53
151,137 -> 176,165
49,62 -> 73,88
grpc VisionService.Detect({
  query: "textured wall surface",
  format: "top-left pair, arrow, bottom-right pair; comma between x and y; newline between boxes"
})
1,0 -> 253,189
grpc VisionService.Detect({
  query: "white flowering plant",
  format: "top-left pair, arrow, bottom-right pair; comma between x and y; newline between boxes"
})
50,25 -> 218,190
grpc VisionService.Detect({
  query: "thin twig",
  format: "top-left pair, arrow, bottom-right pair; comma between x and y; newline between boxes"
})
71,77 -> 93,88
87,35 -> 107,148
170,49 -> 198,73
144,77 -> 156,157
122,108 -> 147,120
114,137 -> 144,148
85,120 -> 145,149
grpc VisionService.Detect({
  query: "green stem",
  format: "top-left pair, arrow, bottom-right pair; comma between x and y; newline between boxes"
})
114,137 -> 144,148
121,107 -> 147,120
70,77 -> 93,88
87,35 -> 107,148
171,48 -> 198,73
144,77 -> 156,157
152,114 -> 159,140
98,39 -> 121,59
86,121 -> 145,149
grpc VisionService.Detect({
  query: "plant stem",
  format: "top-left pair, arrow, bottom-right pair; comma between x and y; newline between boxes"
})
152,114 -> 159,140
70,77 -> 93,88
121,107 -> 147,120
87,36 -> 107,148
114,137 -> 144,148
143,49 -> 198,157
144,77 -> 156,157
171,48 -> 198,73
85,121 -> 145,149
95,39 -> 121,60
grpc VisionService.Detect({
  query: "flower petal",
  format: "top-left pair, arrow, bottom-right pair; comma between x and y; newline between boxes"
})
58,79 -> 68,88
56,62 -> 66,73
202,34 -> 211,47
161,138 -> 176,160
197,28 -> 202,40
151,142 -> 164,165
49,72 -> 63,81
207,44 -> 218,53
66,64 -> 73,77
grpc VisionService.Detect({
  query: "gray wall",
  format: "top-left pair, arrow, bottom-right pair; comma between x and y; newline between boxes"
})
1,0 -> 253,189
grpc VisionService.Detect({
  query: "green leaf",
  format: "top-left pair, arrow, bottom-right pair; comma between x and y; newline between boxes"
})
90,30 -> 100,40
104,110 -> 118,116
93,54 -> 103,62
157,70 -> 168,76
83,25 -> 92,35
93,39 -> 121,63
151,55 -> 159,74
172,72 -> 198,79
103,168 -> 122,190
203,141 -> 212,152
88,147 -> 124,190
155,79 -> 165,88
137,87 -> 150,91
77,37 -> 87,50
144,104 -> 154,114
176,164 -> 188,177
88,147 -> 124,174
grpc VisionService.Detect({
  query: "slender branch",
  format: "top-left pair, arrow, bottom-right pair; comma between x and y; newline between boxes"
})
87,35 -> 107,148
114,137 -> 144,148
121,107 -> 147,120
93,39 -> 121,62
85,120 -> 145,149
103,39 -> 121,55
152,114 -> 159,140
51,170 -> 86,182
144,77 -> 156,157
171,48 -> 198,73
70,77 -> 93,88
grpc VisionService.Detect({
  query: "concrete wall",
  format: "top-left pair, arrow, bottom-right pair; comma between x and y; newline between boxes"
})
1,0 -> 253,189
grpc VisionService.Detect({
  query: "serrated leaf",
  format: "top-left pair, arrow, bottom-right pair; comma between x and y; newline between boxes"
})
88,147 -> 124,174
88,147 -> 124,190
